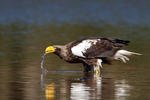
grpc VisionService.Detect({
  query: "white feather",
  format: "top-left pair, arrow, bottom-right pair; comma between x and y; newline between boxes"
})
97,59 -> 102,68
117,50 -> 142,56
71,39 -> 100,57
114,49 -> 141,63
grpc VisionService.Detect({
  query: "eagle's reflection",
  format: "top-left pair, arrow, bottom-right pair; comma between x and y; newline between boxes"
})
41,70 -> 131,100
70,73 -> 102,100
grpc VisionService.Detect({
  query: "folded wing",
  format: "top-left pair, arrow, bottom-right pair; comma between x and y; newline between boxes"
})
71,38 -> 129,58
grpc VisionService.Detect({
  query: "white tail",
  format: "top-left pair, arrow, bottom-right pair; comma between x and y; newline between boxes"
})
117,50 -> 142,56
114,50 -> 142,63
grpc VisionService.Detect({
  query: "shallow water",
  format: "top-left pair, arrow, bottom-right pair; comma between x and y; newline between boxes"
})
0,1 -> 150,100
0,32 -> 149,100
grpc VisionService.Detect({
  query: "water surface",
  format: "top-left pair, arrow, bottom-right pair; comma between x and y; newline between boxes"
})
0,31 -> 149,100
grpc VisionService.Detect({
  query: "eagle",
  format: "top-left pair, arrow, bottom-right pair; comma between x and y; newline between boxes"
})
45,37 -> 141,74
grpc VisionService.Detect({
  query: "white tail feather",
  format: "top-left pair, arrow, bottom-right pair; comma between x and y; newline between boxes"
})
114,50 -> 142,63
117,50 -> 142,56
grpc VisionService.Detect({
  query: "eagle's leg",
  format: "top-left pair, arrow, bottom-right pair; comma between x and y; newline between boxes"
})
94,59 -> 102,75
83,63 -> 92,72
94,65 -> 101,75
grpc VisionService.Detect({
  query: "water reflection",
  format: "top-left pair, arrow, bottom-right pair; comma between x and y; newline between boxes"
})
0,32 -> 148,100
115,80 -> 132,100
41,70 -> 132,100
70,73 -> 102,100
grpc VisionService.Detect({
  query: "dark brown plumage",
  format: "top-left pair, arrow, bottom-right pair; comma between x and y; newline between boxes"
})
45,37 -> 141,73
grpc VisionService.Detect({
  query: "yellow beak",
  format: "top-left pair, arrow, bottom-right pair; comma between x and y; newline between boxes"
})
45,46 -> 56,54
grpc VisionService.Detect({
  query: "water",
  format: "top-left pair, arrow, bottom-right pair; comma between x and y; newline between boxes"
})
0,32 -> 150,100
0,1 -> 150,100
41,53 -> 48,74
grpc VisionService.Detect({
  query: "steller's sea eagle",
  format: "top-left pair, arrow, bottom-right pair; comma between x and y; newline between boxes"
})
45,37 -> 141,74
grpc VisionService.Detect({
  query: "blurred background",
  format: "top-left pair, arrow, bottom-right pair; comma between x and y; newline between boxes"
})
0,0 -> 150,100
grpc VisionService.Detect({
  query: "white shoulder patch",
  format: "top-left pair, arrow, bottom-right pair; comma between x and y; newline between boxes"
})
71,39 -> 100,57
